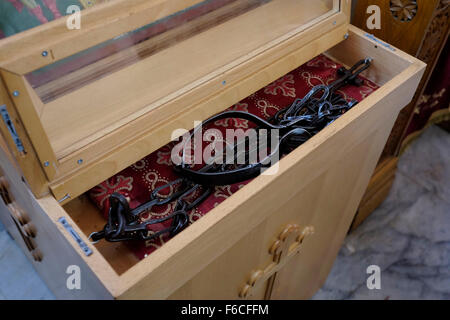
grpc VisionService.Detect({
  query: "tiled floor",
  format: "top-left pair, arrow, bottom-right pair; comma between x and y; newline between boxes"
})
0,126 -> 448,300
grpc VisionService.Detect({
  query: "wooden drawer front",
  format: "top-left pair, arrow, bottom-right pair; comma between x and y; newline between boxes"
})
269,115 -> 398,299
169,220 -> 314,300
2,26 -> 425,300
168,107 -> 400,300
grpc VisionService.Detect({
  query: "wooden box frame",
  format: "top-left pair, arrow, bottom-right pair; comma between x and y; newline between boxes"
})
0,0 -> 426,300
0,0 -> 346,204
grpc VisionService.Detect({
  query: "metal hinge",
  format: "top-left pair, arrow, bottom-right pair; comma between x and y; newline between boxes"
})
0,104 -> 25,153
58,217 -> 93,257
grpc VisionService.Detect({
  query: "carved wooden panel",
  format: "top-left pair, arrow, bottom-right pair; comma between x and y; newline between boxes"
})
352,0 -> 450,230
353,0 -> 440,56
380,0 -> 449,158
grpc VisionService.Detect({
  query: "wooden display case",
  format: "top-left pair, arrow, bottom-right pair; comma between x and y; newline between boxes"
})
0,0 -> 424,299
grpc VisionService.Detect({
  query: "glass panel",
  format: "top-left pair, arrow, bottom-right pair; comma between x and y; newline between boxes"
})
27,0 -> 337,103
26,0 -> 339,158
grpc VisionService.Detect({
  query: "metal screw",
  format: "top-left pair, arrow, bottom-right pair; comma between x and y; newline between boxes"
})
43,161 -> 50,167
12,91 -> 20,97
57,194 -> 71,203
42,51 -> 48,57
77,159 -> 83,165
344,33 -> 349,40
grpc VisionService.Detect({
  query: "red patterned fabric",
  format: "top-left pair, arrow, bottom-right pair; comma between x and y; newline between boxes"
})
89,54 -> 380,260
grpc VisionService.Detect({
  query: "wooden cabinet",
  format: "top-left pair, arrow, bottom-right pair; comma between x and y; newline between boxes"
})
0,0 -> 424,299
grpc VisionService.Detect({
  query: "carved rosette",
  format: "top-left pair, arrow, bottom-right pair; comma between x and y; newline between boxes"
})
417,0 -> 450,64
390,0 -> 418,22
